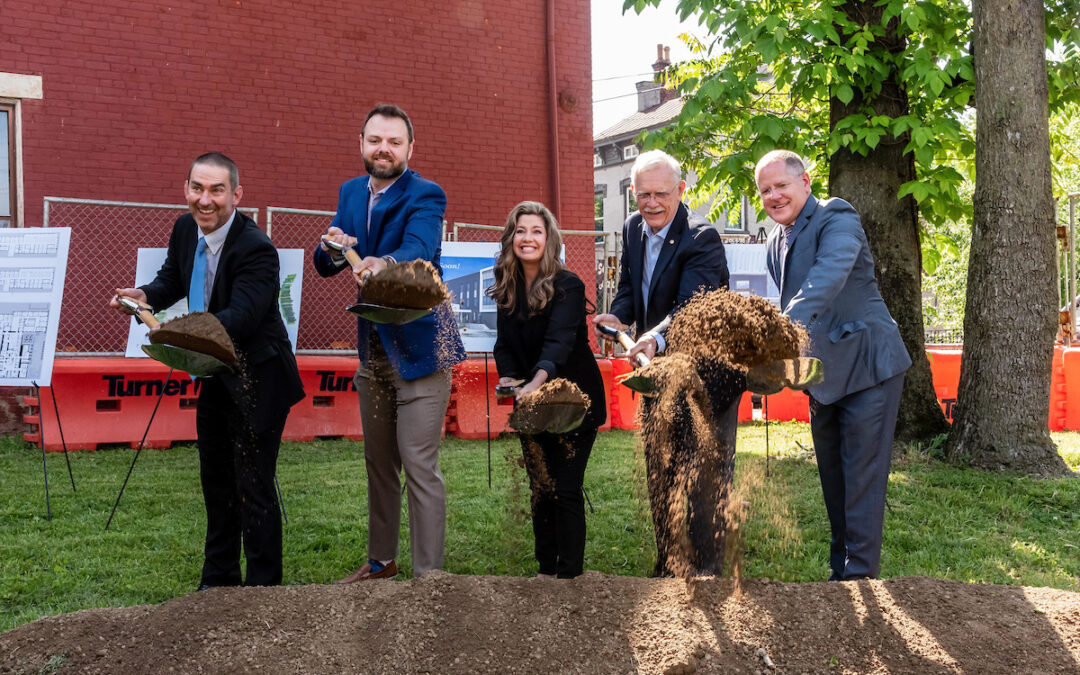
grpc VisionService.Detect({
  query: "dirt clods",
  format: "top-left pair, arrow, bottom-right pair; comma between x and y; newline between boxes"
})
362,259 -> 448,310
149,311 -> 237,366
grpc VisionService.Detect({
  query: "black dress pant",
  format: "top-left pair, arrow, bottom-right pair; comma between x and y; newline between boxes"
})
520,428 -> 596,578
196,378 -> 286,587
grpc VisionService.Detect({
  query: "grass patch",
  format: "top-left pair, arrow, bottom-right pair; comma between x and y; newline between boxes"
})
1,424 -> 1077,632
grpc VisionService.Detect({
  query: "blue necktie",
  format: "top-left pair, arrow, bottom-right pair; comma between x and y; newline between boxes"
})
189,238 -> 207,312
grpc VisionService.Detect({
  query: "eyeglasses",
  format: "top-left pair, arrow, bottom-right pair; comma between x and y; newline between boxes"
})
633,189 -> 675,203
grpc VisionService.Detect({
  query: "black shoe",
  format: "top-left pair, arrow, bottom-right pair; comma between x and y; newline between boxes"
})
197,584 -> 215,591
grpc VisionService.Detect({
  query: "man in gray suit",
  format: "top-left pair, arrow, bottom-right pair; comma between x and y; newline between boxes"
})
757,150 -> 911,581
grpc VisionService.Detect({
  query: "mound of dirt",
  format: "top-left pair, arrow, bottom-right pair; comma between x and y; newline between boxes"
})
362,259 -> 448,310
149,311 -> 237,366
1,574 -> 1076,674
665,289 -> 806,369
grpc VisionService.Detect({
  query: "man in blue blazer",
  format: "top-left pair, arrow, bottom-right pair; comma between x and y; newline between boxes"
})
594,149 -> 734,577
758,150 -> 911,580
313,104 -> 465,582
112,152 -> 305,589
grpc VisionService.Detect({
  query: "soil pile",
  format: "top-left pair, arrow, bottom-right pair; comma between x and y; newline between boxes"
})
508,379 -> 590,435
149,311 -> 237,366
362,260 -> 448,310
2,575 -> 1076,674
665,289 -> 805,368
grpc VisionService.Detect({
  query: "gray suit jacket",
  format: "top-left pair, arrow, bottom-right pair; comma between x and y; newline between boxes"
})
766,196 -> 911,405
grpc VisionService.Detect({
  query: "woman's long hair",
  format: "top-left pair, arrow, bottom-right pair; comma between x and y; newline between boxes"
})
487,201 -> 566,315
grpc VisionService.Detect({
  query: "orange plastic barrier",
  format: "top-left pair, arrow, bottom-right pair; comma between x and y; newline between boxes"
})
1049,347 -> 1067,432
1058,347 -> 1080,431
24,357 -> 200,451
607,358 -> 641,430
282,355 -> 364,442
926,348 -> 963,421
761,388 -> 810,422
446,357 -> 512,440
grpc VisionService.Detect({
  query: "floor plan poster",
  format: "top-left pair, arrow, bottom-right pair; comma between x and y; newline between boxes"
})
124,248 -> 304,357
0,227 -> 72,387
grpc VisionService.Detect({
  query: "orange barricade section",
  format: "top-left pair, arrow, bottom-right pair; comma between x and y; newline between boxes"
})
737,392 -> 753,422
24,358 -> 200,451
762,388 -> 810,422
1060,347 -> 1080,431
282,355 -> 363,442
594,359 -> 614,433
926,348 -> 963,421
447,358 -> 511,440
1049,346 -> 1067,432
608,357 -> 642,430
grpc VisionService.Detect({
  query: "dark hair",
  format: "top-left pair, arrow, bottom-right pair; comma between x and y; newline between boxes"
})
189,152 -> 239,190
363,103 -> 414,143
487,201 -> 566,315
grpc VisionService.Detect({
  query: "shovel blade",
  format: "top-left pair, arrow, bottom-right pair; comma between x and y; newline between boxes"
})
142,344 -> 232,378
746,357 -> 823,395
347,302 -> 432,325
508,402 -> 587,435
616,371 -> 659,396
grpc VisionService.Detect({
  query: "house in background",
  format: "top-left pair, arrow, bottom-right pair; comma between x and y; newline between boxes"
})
593,45 -> 757,239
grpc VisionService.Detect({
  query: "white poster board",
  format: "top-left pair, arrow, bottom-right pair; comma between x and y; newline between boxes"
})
0,227 -> 71,386
441,241 -> 501,353
124,248 -> 304,357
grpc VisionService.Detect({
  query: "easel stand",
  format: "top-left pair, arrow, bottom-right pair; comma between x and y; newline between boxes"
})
105,368 -> 173,530
31,381 -> 78,520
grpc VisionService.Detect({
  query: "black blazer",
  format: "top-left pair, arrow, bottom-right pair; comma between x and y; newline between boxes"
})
494,270 -> 606,430
608,203 -> 729,337
140,211 -> 305,433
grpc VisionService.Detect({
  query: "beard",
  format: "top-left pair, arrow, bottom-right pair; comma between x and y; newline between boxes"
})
363,154 -> 407,180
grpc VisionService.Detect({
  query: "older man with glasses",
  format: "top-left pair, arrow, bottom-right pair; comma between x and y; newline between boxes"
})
593,149 -> 733,577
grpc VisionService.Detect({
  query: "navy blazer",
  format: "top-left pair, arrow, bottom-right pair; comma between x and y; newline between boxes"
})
312,169 -> 465,380
608,203 -> 728,337
493,270 -> 607,430
140,211 -> 305,433
767,195 -> 911,405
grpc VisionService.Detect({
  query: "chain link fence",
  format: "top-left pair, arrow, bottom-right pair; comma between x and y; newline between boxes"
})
42,198 -> 621,355
42,197 -> 258,355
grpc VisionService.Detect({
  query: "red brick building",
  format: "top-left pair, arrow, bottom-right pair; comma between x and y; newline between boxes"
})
0,0 -> 594,432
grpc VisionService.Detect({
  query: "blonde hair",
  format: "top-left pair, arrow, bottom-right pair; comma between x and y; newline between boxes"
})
487,201 -> 566,315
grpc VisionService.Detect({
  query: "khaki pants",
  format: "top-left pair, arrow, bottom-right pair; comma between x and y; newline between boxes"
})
354,339 -> 452,577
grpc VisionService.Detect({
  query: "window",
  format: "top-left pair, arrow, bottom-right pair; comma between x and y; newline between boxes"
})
0,103 -> 13,227
623,145 -> 639,160
594,185 -> 606,231
620,178 -> 637,218
593,152 -> 602,168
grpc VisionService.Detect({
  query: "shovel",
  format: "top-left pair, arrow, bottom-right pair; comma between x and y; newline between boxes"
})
596,323 -> 659,395
117,297 -> 233,378
745,357 -> 824,395
322,236 -> 434,325
497,379 -> 588,435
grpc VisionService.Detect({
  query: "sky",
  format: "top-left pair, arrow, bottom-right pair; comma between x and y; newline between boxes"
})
591,1 -> 699,135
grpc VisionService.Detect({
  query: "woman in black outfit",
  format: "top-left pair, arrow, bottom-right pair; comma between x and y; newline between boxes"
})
490,201 -> 607,579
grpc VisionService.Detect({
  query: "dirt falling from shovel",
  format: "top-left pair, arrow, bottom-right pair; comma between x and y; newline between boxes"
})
636,289 -> 807,579
514,379 -> 590,505
362,259 -> 448,310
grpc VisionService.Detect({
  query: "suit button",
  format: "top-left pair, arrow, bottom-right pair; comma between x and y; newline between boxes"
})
811,313 -> 818,320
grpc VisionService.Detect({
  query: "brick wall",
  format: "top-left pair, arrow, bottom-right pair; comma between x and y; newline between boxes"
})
2,0 -> 592,229
0,0 -> 593,433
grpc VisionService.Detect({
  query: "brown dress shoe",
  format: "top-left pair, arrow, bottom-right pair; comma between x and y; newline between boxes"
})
336,560 -> 398,584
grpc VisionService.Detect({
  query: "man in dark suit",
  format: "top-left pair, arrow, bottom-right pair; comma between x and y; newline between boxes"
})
314,103 -> 465,582
758,149 -> 911,581
111,152 -> 305,588
593,149 -> 733,577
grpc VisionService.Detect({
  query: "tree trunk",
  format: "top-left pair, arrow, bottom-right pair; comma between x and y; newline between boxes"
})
829,0 -> 950,444
946,0 -> 1069,475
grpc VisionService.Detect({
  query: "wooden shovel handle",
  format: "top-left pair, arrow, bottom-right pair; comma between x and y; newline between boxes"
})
597,323 -> 650,368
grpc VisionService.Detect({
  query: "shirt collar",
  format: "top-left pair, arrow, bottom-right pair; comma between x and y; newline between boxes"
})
369,174 -> 400,198
644,219 -> 673,242
200,210 -> 236,255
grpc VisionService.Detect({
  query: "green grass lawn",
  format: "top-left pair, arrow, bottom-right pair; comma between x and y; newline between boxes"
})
1,424 -> 1077,632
